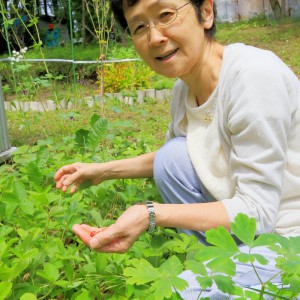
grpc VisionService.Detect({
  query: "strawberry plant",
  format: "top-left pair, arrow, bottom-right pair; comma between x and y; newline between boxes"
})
1,114 -> 300,299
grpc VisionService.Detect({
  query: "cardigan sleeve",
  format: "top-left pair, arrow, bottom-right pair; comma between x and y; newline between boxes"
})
221,52 -> 297,234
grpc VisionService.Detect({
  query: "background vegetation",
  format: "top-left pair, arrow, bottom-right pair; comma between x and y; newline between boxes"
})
1,5 -> 300,300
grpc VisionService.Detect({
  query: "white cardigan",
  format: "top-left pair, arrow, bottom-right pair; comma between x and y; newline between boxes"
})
166,43 -> 300,236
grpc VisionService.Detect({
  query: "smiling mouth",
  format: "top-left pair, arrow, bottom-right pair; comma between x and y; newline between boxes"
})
156,49 -> 178,60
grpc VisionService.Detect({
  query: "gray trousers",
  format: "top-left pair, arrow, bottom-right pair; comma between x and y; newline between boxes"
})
153,137 -> 282,299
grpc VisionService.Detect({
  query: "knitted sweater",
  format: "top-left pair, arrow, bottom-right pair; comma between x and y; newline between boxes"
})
166,43 -> 300,236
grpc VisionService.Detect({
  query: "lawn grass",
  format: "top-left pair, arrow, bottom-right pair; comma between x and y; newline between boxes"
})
5,17 -> 300,148
6,98 -> 170,150
217,17 -> 300,77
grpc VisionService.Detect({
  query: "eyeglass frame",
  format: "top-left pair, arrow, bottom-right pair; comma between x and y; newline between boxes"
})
125,2 -> 192,40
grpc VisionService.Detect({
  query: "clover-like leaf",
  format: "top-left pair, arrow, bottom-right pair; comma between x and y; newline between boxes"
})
206,226 -> 239,252
235,253 -> 268,265
124,258 -> 161,285
159,255 -> 183,277
278,257 -> 300,274
185,260 -> 207,276
282,272 -> 300,294
150,277 -> 188,300
231,214 -> 256,246
212,275 -> 235,294
196,275 -> 213,290
206,256 -> 236,276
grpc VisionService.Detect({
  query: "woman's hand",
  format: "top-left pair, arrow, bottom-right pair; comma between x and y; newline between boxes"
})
72,204 -> 150,253
54,162 -> 104,193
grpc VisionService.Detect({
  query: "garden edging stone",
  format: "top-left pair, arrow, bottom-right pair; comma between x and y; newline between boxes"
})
4,89 -> 172,112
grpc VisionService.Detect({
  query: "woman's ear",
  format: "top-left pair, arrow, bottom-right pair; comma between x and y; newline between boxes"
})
201,0 -> 214,29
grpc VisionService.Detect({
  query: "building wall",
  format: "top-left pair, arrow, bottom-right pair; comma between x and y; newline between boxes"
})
215,0 -> 300,21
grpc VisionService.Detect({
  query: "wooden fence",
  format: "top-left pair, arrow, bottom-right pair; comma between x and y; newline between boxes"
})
216,0 -> 300,22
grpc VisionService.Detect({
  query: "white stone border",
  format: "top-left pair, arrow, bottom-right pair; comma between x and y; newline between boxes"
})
4,89 -> 172,112
0,146 -> 17,163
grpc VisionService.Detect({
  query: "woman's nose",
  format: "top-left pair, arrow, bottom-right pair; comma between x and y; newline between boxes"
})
148,25 -> 168,47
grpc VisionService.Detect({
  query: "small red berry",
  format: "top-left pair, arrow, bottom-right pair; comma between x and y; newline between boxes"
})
90,231 -> 97,237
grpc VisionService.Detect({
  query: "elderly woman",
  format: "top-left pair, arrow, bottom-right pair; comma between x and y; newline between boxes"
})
55,0 -> 300,298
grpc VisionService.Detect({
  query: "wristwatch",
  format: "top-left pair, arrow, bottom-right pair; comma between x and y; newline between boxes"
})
145,201 -> 156,233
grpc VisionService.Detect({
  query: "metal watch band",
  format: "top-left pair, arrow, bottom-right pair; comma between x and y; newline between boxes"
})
145,200 -> 156,233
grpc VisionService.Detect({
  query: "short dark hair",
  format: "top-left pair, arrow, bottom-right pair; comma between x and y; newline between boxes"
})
110,0 -> 217,38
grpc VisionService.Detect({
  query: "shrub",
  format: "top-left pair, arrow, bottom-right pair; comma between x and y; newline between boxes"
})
96,60 -> 155,93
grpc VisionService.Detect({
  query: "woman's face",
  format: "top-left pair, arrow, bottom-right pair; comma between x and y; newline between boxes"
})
124,0 -> 213,79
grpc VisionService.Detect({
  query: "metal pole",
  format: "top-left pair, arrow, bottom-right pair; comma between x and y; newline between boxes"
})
0,75 -> 16,163
68,0 -> 77,91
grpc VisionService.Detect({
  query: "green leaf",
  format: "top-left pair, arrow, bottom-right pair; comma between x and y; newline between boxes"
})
159,255 -> 183,277
0,282 -> 12,300
37,263 -> 59,283
5,259 -> 29,281
233,286 -> 260,299
124,259 -> 161,285
195,246 -> 229,262
185,260 -> 207,276
231,214 -> 256,246
253,233 -> 289,255
150,277 -> 188,300
95,253 -> 107,273
278,257 -> 300,274
90,209 -> 104,227
88,118 -> 108,148
289,236 -> 300,256
20,293 -> 37,300
55,280 -> 83,288
75,289 -> 93,300
253,233 -> 281,247
20,200 -> 35,215
205,226 -> 239,252
75,129 -> 90,149
235,253 -> 268,265
90,113 -> 101,126
212,274 -> 235,294
28,17 -> 39,27
165,233 -> 202,254
206,256 -> 236,276
196,275 -> 213,290
13,181 -> 27,200
27,162 -> 42,186
282,272 -> 300,293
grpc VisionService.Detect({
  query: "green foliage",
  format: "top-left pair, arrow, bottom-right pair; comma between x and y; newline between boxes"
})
2,113 -> 300,299
183,214 -> 300,299
96,60 -> 155,93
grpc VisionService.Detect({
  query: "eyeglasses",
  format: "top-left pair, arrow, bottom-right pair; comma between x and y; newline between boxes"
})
126,2 -> 191,40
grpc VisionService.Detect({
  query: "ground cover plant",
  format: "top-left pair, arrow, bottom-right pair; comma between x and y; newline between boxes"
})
1,17 -> 300,300
1,110 -> 300,299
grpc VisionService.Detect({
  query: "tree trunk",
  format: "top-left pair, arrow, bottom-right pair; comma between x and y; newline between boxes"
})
269,0 -> 282,18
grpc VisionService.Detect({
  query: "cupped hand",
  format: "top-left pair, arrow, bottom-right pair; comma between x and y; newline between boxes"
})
72,224 -> 108,245
73,204 -> 150,253
54,162 -> 103,193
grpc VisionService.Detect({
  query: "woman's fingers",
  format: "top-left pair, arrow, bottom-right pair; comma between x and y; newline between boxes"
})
54,165 -> 76,181
55,164 -> 85,192
72,224 -> 107,245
